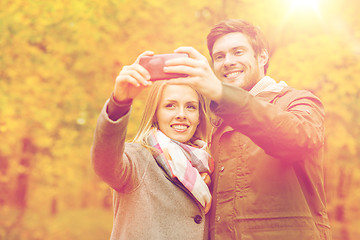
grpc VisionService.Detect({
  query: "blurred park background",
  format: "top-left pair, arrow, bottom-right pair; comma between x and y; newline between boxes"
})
0,0 -> 359,239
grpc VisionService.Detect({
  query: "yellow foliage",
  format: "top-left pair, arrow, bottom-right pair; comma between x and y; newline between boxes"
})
1,0 -> 360,239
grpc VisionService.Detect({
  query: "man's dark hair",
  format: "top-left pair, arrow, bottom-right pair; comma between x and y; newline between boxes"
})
207,19 -> 269,74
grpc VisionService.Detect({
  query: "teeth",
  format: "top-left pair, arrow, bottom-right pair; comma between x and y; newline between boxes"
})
172,125 -> 188,131
226,72 -> 241,78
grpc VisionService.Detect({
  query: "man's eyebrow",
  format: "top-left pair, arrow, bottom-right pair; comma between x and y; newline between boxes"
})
233,46 -> 247,50
213,46 -> 247,56
212,50 -> 222,56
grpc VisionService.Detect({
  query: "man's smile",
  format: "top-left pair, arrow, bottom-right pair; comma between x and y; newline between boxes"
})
224,70 -> 243,79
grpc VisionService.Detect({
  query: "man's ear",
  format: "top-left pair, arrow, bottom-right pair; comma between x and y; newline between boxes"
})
258,49 -> 269,67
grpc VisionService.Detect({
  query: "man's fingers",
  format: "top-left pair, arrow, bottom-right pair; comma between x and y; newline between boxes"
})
174,46 -> 207,61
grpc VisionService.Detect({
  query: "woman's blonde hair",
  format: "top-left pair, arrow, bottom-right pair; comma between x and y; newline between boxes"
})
133,81 -> 211,147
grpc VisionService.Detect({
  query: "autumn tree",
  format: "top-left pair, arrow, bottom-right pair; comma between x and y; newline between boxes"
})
1,0 -> 359,239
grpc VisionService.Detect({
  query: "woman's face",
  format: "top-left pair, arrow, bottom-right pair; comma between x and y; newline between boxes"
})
156,84 -> 200,143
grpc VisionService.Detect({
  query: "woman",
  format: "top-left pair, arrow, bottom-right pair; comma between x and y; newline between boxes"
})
91,51 -> 213,240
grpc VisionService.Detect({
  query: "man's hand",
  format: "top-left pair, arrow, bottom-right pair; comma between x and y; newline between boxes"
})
164,47 -> 223,103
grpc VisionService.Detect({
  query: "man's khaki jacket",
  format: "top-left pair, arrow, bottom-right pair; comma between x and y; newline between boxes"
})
208,83 -> 331,240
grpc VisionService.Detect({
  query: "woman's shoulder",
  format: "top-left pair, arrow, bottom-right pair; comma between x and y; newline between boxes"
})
125,142 -> 154,159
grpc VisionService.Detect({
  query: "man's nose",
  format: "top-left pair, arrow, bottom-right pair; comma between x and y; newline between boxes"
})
223,54 -> 236,67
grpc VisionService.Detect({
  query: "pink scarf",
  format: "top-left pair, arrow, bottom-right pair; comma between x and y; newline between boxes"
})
148,129 -> 214,212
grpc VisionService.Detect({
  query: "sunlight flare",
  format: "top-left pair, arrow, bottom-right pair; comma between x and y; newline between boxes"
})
290,0 -> 320,12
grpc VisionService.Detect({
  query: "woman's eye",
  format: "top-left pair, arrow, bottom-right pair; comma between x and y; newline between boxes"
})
165,103 -> 175,108
187,105 -> 198,110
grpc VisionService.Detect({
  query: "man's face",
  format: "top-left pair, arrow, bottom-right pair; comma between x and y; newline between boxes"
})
212,32 -> 268,91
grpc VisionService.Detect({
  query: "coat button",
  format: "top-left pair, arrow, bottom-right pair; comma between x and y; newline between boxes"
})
194,215 -> 202,224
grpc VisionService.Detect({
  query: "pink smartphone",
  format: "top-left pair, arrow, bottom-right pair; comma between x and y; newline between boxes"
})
139,53 -> 188,81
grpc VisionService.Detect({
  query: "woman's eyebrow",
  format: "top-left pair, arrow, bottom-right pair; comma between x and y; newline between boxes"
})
186,101 -> 199,107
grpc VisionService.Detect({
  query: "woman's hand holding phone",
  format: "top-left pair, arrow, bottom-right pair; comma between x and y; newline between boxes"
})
113,51 -> 190,102
113,51 -> 154,102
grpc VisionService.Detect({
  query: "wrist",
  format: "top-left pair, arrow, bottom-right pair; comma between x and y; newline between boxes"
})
107,93 -> 132,121
210,81 -> 223,103
112,92 -> 133,105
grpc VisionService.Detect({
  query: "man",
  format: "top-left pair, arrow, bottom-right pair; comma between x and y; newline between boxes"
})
166,19 -> 331,239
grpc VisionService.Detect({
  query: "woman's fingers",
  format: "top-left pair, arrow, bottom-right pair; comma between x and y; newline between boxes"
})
135,50 -> 154,63
118,64 -> 151,86
113,51 -> 155,101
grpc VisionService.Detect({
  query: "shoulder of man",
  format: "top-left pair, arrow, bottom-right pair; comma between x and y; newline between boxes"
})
273,86 -> 322,104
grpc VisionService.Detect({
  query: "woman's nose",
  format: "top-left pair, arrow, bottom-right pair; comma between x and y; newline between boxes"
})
176,107 -> 186,119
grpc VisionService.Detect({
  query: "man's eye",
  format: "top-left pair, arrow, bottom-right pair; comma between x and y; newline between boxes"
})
214,55 -> 223,61
235,50 -> 244,55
